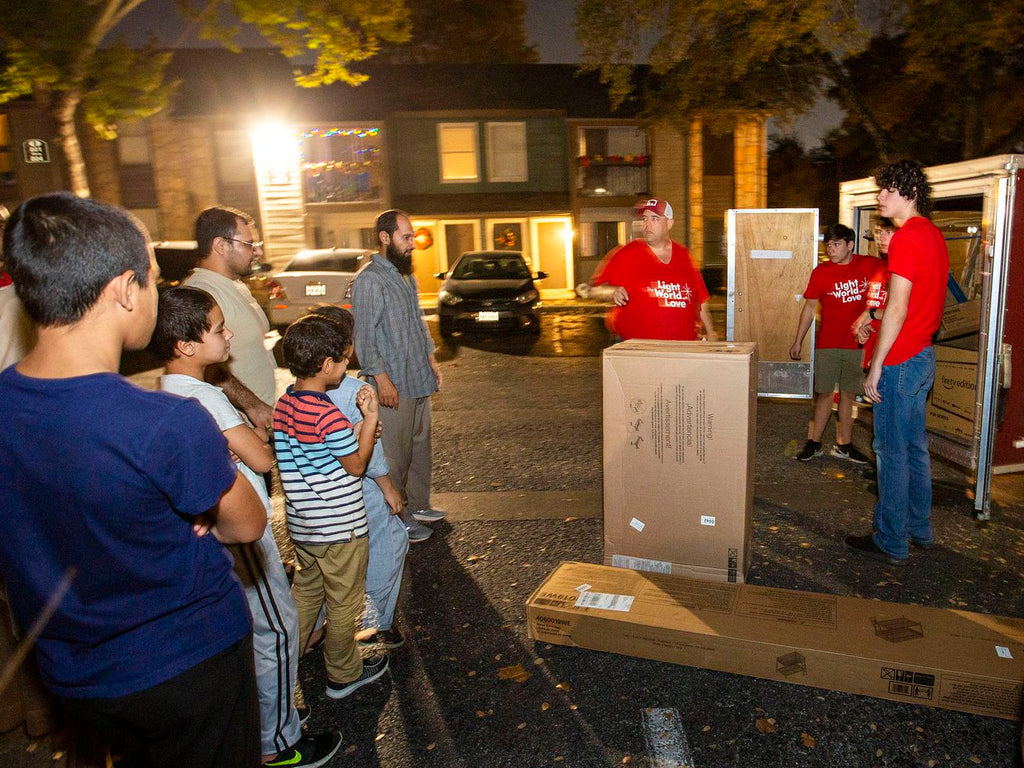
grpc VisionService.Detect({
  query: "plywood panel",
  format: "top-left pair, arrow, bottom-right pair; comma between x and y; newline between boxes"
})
728,209 -> 819,397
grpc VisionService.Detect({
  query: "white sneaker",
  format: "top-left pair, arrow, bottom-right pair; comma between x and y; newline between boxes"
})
411,507 -> 446,523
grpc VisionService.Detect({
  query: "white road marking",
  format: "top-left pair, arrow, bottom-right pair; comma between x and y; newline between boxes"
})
642,707 -> 695,768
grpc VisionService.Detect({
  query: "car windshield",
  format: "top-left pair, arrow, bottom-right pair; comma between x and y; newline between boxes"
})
452,256 -> 531,280
284,252 -> 363,272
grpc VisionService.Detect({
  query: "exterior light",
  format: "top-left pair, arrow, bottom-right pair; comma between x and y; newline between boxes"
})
251,123 -> 300,184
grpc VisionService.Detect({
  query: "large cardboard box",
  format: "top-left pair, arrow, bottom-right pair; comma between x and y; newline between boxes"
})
927,344 -> 978,442
936,299 -> 981,341
527,562 -> 1024,720
603,341 -> 757,583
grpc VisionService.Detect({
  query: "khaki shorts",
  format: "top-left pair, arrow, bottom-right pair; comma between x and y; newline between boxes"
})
813,347 -> 864,395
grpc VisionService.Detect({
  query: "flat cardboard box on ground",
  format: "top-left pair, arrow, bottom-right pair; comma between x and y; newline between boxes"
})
527,562 -> 1024,720
603,340 -> 757,583
927,342 -> 979,442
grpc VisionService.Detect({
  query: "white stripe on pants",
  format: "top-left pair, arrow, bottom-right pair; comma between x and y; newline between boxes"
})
230,526 -> 301,756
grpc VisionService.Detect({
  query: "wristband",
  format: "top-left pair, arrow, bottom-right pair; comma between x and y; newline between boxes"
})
868,307 -> 878,320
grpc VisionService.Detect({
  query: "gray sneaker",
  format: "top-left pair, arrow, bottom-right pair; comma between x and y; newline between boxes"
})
405,520 -> 433,543
411,507 -> 446,523
325,652 -> 389,699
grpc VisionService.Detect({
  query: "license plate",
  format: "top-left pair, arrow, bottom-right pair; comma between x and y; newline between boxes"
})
477,311 -> 499,322
305,283 -> 327,297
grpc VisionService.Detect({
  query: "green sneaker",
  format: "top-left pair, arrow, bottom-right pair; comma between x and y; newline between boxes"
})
266,732 -> 342,768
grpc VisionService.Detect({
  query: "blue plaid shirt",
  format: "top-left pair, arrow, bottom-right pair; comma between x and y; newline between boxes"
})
351,254 -> 438,399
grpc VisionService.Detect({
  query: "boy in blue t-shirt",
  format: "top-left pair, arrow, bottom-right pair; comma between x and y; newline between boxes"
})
150,287 -> 341,768
0,193 -> 266,768
274,315 -> 390,700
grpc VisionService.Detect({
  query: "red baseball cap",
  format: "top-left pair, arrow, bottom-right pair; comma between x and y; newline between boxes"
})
635,198 -> 674,218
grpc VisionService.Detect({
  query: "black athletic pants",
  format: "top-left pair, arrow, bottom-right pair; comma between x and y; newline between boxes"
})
60,636 -> 259,768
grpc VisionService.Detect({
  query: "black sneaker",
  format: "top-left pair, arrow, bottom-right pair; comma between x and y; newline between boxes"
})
266,732 -> 342,768
297,705 -> 311,727
911,538 -> 935,550
358,626 -> 405,649
325,652 -> 389,699
795,439 -> 823,461
831,443 -> 871,464
844,533 -> 907,566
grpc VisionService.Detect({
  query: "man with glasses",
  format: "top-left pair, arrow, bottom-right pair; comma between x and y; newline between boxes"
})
789,223 -> 877,464
186,206 -> 276,430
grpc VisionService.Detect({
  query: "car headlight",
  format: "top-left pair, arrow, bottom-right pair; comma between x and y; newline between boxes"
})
514,288 -> 539,304
438,289 -> 462,305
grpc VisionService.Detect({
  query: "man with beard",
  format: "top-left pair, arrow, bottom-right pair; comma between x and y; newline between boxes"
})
351,210 -> 443,544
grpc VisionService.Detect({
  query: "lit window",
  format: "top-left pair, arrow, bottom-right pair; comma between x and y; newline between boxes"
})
486,122 -> 527,182
438,123 -> 479,182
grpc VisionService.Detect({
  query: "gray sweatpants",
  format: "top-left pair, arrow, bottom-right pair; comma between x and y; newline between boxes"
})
379,394 -> 433,517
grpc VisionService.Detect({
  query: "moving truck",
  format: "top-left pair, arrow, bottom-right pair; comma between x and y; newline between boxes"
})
839,155 -> 1024,518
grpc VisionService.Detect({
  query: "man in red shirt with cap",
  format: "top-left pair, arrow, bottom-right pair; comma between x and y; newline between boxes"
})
588,198 -> 717,341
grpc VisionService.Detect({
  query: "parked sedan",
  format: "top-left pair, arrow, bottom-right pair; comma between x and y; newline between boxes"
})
435,251 -> 546,336
266,248 -> 372,328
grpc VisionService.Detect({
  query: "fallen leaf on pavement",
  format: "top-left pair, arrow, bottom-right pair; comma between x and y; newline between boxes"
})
755,718 -> 777,734
541,702 -> 550,711
498,663 -> 531,682
801,733 -> 816,748
556,682 -> 571,691
467,554 -> 484,562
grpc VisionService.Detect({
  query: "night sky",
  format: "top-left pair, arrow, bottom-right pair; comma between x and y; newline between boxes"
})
112,0 -> 837,146
116,0 -> 581,62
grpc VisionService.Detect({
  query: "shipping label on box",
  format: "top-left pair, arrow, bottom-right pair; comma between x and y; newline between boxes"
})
602,341 -> 757,583
527,562 -> 1024,720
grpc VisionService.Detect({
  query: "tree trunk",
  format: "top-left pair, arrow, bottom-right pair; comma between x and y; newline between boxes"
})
820,51 -> 894,162
54,92 -> 90,198
961,92 -> 983,160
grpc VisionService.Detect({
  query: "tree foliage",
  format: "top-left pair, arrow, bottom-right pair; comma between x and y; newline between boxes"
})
576,0 -> 868,132
577,0 -> 1024,165
0,0 -> 411,196
379,0 -> 538,63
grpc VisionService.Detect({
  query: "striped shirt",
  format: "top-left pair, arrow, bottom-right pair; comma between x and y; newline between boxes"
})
351,254 -> 438,399
273,386 -> 368,545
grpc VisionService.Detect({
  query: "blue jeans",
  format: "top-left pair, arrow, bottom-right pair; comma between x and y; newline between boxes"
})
872,346 -> 936,558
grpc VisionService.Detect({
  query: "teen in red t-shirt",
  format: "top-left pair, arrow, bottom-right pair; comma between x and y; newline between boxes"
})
845,159 -> 951,566
789,224 -> 878,464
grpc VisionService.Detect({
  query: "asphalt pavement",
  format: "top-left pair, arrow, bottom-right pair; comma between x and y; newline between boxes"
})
5,307 -> 1024,768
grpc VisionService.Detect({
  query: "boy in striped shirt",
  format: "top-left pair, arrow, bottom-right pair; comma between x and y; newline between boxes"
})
274,314 -> 389,699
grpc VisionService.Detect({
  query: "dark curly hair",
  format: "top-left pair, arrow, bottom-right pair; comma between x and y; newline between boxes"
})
874,160 -> 932,217
282,314 -> 349,378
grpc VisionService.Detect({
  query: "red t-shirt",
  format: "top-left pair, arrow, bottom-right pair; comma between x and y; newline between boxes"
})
592,239 -> 710,340
884,216 -> 949,366
862,258 -> 889,367
802,254 -> 878,350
